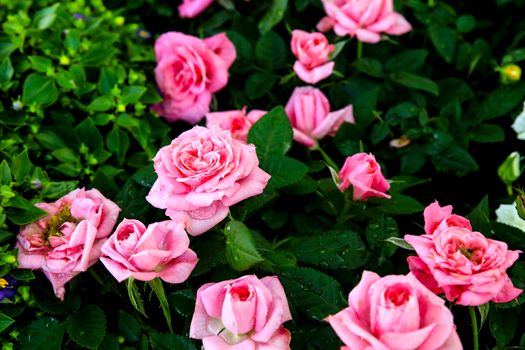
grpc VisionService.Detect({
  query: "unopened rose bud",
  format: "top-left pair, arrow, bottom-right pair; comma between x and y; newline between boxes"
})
498,151 -> 521,186
516,193 -> 525,221
500,64 -> 522,84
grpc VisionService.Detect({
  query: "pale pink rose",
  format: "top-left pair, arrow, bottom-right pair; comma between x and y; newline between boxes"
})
190,275 -> 292,349
153,32 -> 236,124
16,188 -> 121,299
423,201 -> 472,235
285,87 -> 354,147
99,219 -> 197,283
291,30 -> 335,84
405,227 -> 523,306
317,0 -> 412,43
206,107 -> 267,142
178,0 -> 214,18
338,153 -> 391,200
146,126 -> 270,236
326,271 -> 462,350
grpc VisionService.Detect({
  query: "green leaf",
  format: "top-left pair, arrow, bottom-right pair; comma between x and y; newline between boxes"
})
191,231 -> 225,276
122,86 -> 147,104
491,222 -> 525,250
5,196 -> 48,225
478,303 -> 489,331
258,0 -> 288,34
390,72 -> 439,95
168,289 -> 196,318
11,150 -> 32,183
98,67 -> 118,95
469,124 -> 505,143
385,237 -> 414,250
490,308 -> 517,346
9,269 -> 35,281
352,58 -> 384,78
0,160 -> 11,186
502,48 -> 525,65
263,155 -> 308,190
467,195 -> 491,234
279,266 -> 345,320
366,215 -> 399,258
107,126 -> 130,165
0,312 -> 14,333
379,194 -> 424,215
248,106 -> 293,160
0,57 -> 13,82
28,56 -> 52,73
65,29 -> 80,52
329,40 -> 348,60
255,31 -> 286,70
428,25 -> 457,63
149,332 -> 197,350
245,72 -> 278,100
478,82 -> 525,120
22,73 -> 59,107
75,117 -> 104,153
19,317 -> 65,350
370,122 -> 389,144
432,146 -> 479,176
87,96 -> 114,112
456,15 -> 476,33
148,278 -> 173,333
33,3 -> 59,30
224,220 -> 264,271
55,69 -> 77,89
118,311 -> 141,342
127,278 -> 147,318
84,41 -> 116,67
67,305 -> 106,349
41,181 -> 78,199
289,230 -> 368,270
385,49 -> 429,72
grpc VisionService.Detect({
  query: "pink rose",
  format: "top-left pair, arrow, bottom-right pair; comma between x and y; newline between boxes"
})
16,188 -> 120,299
178,0 -> 214,18
206,107 -> 266,142
317,0 -> 412,43
291,30 -> 335,84
99,219 -> 197,283
423,201 -> 472,235
338,153 -> 391,200
405,227 -> 523,306
326,271 -> 462,350
285,87 -> 354,147
152,32 -> 236,124
146,126 -> 271,236
189,275 -> 292,349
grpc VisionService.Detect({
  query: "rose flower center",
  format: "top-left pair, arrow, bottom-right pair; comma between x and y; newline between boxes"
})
230,285 -> 253,302
384,284 -> 411,307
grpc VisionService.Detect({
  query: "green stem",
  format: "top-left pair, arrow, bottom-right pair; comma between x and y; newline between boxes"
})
507,184 -> 514,196
313,144 -> 339,171
337,191 -> 352,224
357,41 -> 363,60
469,307 -> 479,350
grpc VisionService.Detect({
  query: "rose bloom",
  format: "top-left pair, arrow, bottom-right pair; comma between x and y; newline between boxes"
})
285,86 -> 354,147
17,188 -> 120,300
190,275 -> 292,349
338,153 -> 391,200
317,0 -> 412,43
423,201 -> 472,236
146,126 -> 270,236
100,219 -> 197,283
205,107 -> 266,142
405,226 -> 522,306
326,271 -> 462,350
152,32 -> 236,124
291,30 -> 335,84
178,0 -> 214,18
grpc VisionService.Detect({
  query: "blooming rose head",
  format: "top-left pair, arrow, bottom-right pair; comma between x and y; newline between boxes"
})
190,275 -> 292,349
291,30 -> 335,84
337,153 -> 391,200
405,227 -> 522,306
146,126 -> 270,236
423,201 -> 472,235
326,271 -> 462,350
285,87 -> 354,147
205,107 -> 266,142
317,0 -> 412,43
178,0 -> 214,18
16,188 -> 120,300
100,219 -> 197,283
153,32 -> 236,124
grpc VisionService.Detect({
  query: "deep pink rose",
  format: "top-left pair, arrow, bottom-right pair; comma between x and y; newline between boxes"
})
16,188 -> 120,299
326,271 -> 462,350
317,0 -> 412,43
153,32 -> 236,124
189,275 -> 292,349
146,126 -> 270,236
99,219 -> 197,283
285,87 -> 354,147
338,153 -> 391,200
423,201 -> 472,235
291,30 -> 335,84
178,0 -> 214,18
206,107 -> 266,142
405,227 -> 522,306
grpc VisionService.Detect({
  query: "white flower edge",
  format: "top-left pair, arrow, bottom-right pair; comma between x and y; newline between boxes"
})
495,202 -> 525,232
511,102 -> 525,140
